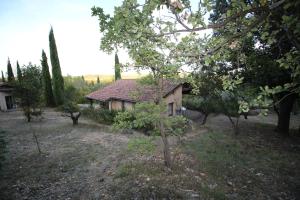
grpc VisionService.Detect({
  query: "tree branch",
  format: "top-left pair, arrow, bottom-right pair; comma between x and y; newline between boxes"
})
160,0 -> 286,36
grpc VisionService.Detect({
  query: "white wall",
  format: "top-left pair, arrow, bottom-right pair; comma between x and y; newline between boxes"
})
0,91 -> 9,111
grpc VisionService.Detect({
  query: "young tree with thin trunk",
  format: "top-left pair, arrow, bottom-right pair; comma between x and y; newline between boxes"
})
92,4 -> 184,168
7,58 -> 15,82
14,63 -> 43,122
62,85 -> 81,125
49,27 -> 64,105
41,50 -> 55,107
114,53 -> 121,80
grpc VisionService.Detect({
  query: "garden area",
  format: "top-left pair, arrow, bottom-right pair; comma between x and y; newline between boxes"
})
0,109 -> 299,199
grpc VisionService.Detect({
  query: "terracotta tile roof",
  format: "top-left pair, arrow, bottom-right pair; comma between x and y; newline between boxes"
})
86,79 -> 181,102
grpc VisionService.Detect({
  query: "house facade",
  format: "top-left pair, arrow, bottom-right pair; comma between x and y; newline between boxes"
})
0,82 -> 15,111
86,79 -> 182,116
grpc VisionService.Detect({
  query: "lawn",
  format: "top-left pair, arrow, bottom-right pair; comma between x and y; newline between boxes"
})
111,113 -> 300,199
0,110 -> 299,199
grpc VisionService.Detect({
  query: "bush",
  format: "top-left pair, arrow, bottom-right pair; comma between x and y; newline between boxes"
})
113,102 -> 188,136
82,108 -> 118,125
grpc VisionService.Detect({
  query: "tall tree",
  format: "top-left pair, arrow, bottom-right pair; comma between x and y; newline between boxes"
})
97,76 -> 100,84
16,61 -> 22,81
7,58 -> 15,82
49,27 -> 64,105
41,50 -> 55,106
114,53 -> 121,80
1,71 -> 5,82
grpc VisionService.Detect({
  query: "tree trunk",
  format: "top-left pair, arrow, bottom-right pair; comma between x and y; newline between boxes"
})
71,112 -> 81,125
27,112 -> 31,122
201,113 -> 208,125
158,76 -> 172,168
33,132 -> 41,154
160,122 -> 172,168
277,93 -> 297,136
227,115 -> 240,135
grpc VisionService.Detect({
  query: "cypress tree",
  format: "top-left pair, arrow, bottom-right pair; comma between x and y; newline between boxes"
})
41,50 -> 55,106
97,76 -> 100,84
7,58 -> 15,82
16,61 -> 22,81
114,53 -> 121,80
1,71 -> 5,82
49,27 -> 64,105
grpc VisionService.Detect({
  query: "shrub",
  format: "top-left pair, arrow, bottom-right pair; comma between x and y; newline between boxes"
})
114,102 -> 188,136
82,108 -> 118,125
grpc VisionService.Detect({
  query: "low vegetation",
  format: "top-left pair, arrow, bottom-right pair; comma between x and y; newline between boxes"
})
111,116 -> 300,199
81,107 -> 118,125
0,130 -> 6,172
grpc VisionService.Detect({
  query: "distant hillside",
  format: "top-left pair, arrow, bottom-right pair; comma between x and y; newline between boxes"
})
83,73 -> 146,83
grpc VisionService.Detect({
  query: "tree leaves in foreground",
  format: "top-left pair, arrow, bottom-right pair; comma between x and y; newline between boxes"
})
93,0 -> 299,135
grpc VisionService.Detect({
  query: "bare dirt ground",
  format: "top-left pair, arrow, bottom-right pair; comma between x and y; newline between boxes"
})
0,109 -> 299,199
0,109 -> 141,200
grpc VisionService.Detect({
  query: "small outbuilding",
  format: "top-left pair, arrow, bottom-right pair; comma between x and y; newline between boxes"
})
0,82 -> 16,111
86,79 -> 182,116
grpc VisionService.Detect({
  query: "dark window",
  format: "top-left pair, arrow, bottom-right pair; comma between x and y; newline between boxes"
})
5,96 -> 14,110
168,103 -> 174,116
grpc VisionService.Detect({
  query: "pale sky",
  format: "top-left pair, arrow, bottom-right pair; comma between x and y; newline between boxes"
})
0,0 -> 126,76
0,0 -> 205,77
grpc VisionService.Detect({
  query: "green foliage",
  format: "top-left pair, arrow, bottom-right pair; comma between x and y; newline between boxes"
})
114,102 -> 188,136
113,110 -> 135,130
82,108 -> 118,125
115,53 -> 121,80
62,101 -> 79,113
127,137 -> 155,155
14,63 -> 43,122
16,61 -> 22,81
7,58 -> 14,82
41,50 -> 55,107
63,85 -> 79,103
1,71 -> 5,82
49,27 -> 64,105
183,95 -> 221,115
64,75 -> 104,104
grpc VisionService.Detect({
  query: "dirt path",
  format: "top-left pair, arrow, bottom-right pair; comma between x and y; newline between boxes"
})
0,110 -> 136,200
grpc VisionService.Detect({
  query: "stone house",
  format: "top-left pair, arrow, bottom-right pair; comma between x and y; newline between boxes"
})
0,82 -> 16,111
86,79 -> 182,116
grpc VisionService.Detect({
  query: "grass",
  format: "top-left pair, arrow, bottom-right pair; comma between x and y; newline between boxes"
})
0,130 -> 6,172
127,137 -> 156,155
184,129 -> 300,199
111,116 -> 300,199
